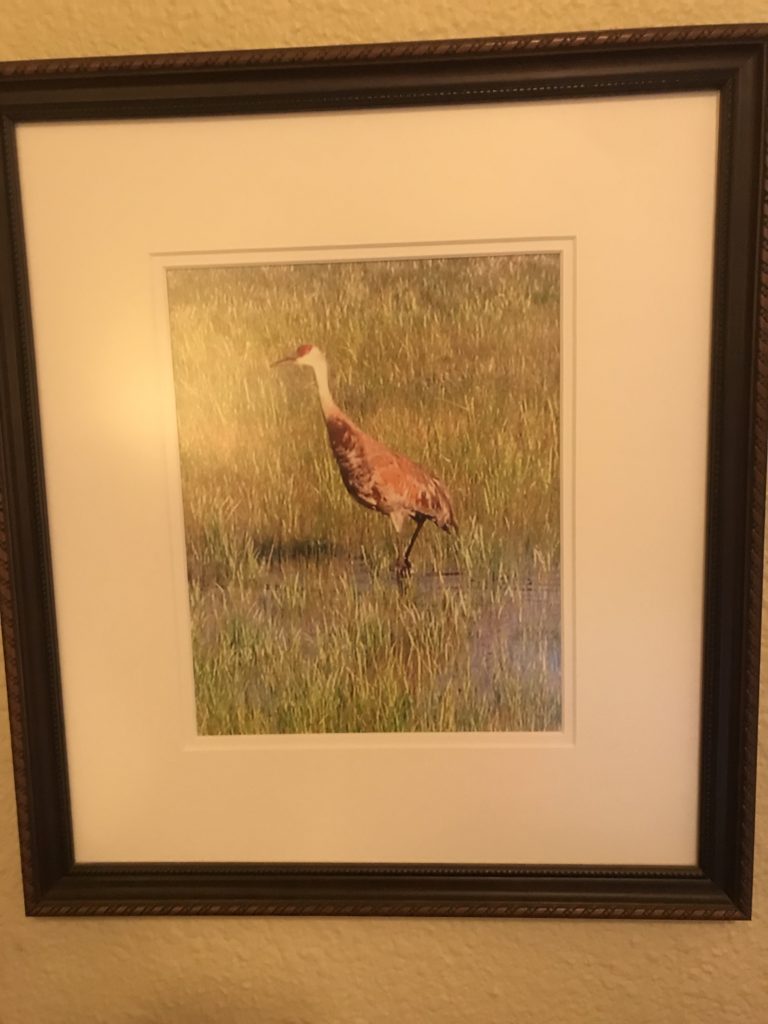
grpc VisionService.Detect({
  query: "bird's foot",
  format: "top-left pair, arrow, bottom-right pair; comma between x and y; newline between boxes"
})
395,556 -> 413,581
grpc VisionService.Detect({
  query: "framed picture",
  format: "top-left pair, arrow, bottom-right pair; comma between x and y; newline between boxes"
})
0,23 -> 764,918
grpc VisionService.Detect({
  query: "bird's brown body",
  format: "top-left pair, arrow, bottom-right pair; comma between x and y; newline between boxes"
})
273,344 -> 456,576
325,410 -> 456,535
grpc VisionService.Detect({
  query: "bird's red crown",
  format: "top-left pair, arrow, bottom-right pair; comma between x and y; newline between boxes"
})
296,344 -> 314,357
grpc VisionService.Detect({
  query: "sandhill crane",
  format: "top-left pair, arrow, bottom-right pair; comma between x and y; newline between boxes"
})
272,344 -> 457,578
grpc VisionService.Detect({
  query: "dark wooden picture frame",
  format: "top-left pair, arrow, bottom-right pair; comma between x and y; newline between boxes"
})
0,23 -> 765,918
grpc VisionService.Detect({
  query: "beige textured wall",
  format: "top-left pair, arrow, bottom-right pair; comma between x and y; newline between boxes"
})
2,2 -> 768,1022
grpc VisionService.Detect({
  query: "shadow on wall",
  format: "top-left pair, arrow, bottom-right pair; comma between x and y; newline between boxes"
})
126,990 -> 318,1024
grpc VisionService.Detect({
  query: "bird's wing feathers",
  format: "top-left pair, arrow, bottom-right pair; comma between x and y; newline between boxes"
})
362,440 -> 457,532
326,413 -> 457,532
372,446 -> 456,528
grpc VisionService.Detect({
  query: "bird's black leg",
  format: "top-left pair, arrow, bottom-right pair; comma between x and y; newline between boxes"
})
397,518 -> 425,579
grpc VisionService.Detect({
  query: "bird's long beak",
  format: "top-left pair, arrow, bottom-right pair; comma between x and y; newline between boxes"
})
271,355 -> 296,368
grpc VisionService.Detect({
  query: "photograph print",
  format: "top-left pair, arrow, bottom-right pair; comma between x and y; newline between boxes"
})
167,251 -> 562,734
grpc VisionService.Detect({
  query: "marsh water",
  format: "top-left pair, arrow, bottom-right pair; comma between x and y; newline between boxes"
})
337,563 -> 561,695
191,555 -> 562,733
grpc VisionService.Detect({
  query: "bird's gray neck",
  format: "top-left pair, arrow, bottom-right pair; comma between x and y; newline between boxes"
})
312,361 -> 340,419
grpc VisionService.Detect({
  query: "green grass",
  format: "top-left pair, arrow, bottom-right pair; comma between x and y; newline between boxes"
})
167,253 -> 561,734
